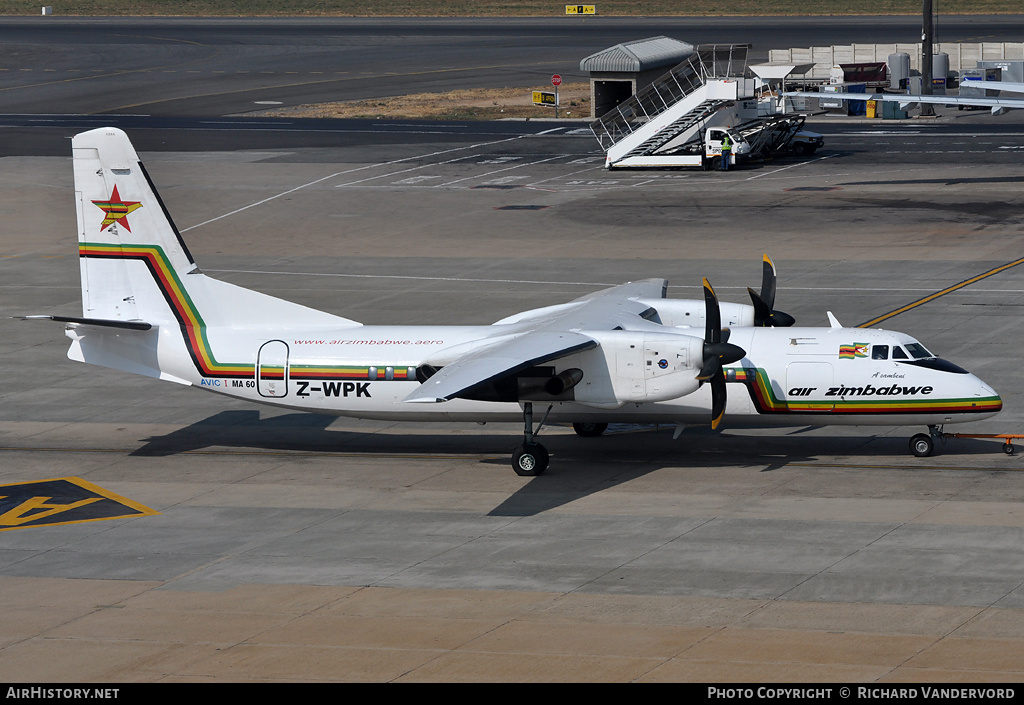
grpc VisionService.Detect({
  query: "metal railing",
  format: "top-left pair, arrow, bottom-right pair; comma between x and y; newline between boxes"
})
698,43 -> 751,83
590,44 -> 751,151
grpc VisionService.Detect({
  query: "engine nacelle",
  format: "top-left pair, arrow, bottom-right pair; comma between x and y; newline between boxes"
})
567,330 -> 706,408
636,297 -> 754,329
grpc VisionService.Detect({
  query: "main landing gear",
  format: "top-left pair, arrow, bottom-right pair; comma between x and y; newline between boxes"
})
572,422 -> 608,437
511,415 -> 611,476
512,402 -> 552,476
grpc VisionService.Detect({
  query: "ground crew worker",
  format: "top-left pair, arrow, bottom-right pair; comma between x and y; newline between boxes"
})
720,133 -> 731,171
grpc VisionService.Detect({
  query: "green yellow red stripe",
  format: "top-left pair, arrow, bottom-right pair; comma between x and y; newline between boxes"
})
80,242 -> 249,377
80,242 -> 414,383
728,367 -> 1001,416
291,365 -> 411,381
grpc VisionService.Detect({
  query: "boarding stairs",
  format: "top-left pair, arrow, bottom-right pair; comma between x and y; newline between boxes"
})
742,114 -> 808,156
590,44 -> 752,169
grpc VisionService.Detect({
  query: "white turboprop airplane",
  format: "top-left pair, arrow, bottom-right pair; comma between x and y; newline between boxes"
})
22,127 -> 1003,475
785,80 -> 1024,116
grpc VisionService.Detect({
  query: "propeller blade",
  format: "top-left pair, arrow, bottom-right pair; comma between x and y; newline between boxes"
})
710,373 -> 727,430
750,254 -> 795,327
747,286 -> 771,323
760,254 -> 778,312
697,356 -> 719,382
703,278 -> 720,344
700,277 -> 746,431
699,277 -> 722,380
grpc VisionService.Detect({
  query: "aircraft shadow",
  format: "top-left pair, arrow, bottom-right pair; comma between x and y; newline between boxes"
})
129,411 -> 1006,516
131,410 -> 341,456
131,409 -> 539,458
486,429 -> 1010,516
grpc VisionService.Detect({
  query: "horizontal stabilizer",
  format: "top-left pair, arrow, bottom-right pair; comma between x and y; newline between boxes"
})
17,315 -> 153,331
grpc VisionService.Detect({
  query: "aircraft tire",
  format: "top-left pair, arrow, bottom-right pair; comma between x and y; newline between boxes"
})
573,422 -> 608,438
512,442 -> 549,476
910,433 -> 934,457
1004,443 -> 1015,456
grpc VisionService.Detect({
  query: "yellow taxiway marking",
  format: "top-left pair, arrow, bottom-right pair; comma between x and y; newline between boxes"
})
858,256 -> 1024,328
0,477 -> 159,531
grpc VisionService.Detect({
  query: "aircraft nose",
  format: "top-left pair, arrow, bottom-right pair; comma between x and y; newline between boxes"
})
976,378 -> 1002,411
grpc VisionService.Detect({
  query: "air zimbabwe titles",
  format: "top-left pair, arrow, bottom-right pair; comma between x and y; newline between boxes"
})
826,383 -> 934,397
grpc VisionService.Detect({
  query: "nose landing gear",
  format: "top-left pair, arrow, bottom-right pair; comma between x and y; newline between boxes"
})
910,425 -> 943,457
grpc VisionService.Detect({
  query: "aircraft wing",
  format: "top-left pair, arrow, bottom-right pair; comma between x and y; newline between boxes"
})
571,278 -> 668,302
989,81 -> 1024,95
404,330 -> 597,403
492,278 -> 666,326
405,278 -> 667,403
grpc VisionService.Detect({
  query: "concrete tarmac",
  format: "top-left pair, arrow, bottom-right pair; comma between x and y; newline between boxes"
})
2,112 -> 1024,681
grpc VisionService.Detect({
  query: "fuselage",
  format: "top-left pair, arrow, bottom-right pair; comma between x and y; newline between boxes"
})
170,321 -> 1001,428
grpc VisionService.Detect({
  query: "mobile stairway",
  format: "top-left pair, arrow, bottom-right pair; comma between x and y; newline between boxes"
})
591,44 -> 768,169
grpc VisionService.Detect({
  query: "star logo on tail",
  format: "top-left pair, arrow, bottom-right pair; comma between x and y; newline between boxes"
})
92,185 -> 142,232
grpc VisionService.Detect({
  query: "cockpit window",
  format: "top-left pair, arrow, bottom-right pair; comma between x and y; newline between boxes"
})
871,345 -> 888,360
904,343 -> 933,359
891,342 -> 967,373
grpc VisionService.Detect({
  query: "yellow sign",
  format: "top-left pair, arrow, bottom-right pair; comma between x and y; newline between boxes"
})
533,91 -> 557,107
565,5 -> 596,14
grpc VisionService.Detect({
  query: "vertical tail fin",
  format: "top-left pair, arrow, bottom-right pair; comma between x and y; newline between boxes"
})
73,127 -> 197,325
67,127 -> 360,384
72,127 -> 358,330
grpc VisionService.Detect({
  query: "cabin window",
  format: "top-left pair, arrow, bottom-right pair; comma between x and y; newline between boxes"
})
872,345 -> 889,360
892,346 -> 908,359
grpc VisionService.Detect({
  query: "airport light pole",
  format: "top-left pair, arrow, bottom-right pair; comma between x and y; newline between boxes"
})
921,0 -> 935,116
